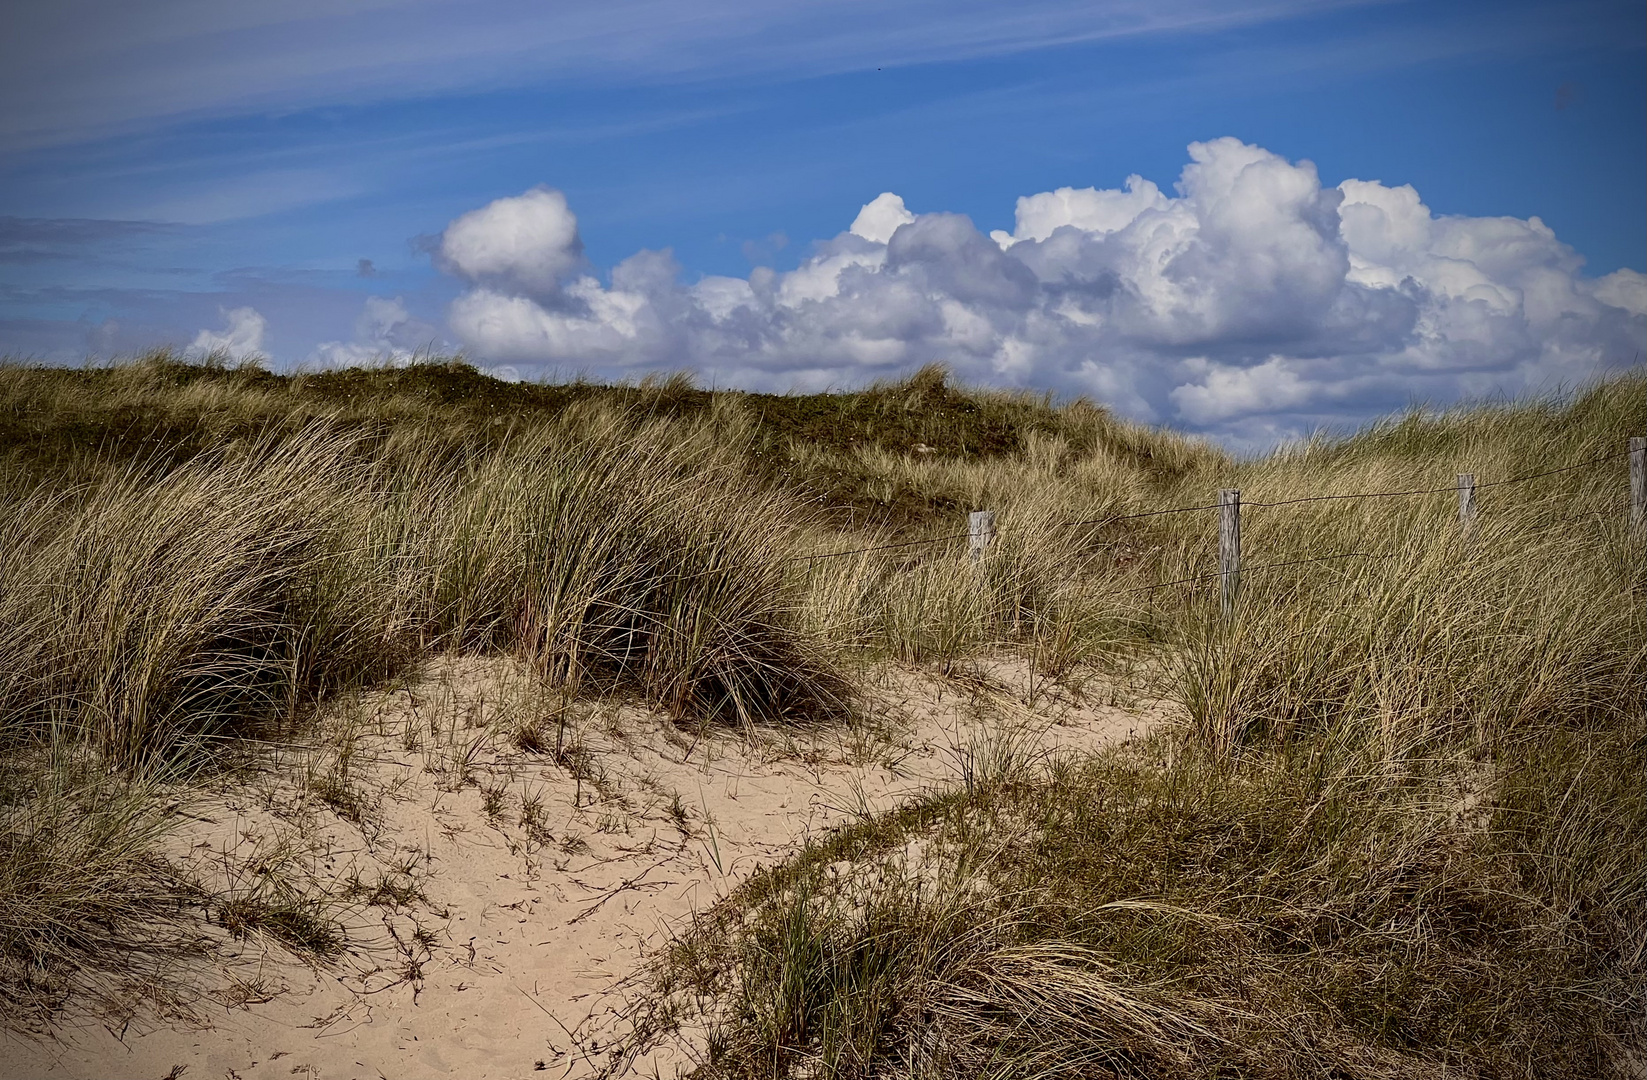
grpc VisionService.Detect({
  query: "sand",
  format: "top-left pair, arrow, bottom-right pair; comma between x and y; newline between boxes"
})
0,655 -> 1169,1080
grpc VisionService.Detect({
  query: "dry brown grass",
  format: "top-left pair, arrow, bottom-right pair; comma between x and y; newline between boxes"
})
0,354 -> 1641,1077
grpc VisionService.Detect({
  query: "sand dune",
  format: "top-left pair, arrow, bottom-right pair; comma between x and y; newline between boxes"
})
0,655 -> 1166,1080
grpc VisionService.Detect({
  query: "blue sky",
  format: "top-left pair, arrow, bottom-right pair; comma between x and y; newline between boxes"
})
1,0 -> 1642,443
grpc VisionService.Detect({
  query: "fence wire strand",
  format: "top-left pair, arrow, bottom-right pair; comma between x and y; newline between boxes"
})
781,445 -> 1631,569
789,530 -> 972,564
1244,448 -> 1629,509
1125,551 -> 1396,595
1056,502 -> 1226,529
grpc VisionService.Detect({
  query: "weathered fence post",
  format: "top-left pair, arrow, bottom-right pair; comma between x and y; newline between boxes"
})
1218,489 -> 1241,619
1630,437 -> 1645,529
1457,473 -> 1477,537
969,510 -> 996,563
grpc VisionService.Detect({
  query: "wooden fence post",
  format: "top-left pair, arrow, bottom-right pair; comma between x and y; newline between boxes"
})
1631,437 -> 1645,529
969,510 -> 996,563
1457,473 -> 1477,537
1219,489 -> 1241,619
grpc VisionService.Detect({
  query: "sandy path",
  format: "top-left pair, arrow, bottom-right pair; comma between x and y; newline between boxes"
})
0,656 -> 1167,1080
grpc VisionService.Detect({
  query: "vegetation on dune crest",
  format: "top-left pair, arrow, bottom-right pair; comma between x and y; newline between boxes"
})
0,350 -> 1642,1075
0,353 -> 1205,527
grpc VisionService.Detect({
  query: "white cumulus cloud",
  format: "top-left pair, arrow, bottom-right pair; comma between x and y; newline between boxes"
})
850,192 -> 916,244
1591,269 -> 1647,318
990,175 -> 1170,246
438,186 -> 584,294
189,305 -> 266,360
437,140 -> 1646,445
309,295 -> 446,368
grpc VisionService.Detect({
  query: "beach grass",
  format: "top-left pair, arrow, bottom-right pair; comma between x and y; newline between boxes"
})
0,351 -> 1641,1075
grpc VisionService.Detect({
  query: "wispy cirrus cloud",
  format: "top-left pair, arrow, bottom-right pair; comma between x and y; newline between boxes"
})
0,216 -> 178,265
115,169 -> 370,227
0,0 -> 1390,152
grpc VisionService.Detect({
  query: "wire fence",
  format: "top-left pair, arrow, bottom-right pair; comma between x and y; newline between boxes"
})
782,441 -> 1645,602
1241,448 -> 1630,509
1122,551 -> 1396,595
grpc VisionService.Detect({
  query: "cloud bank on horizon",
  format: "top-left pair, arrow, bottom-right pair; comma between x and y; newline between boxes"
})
392,137 -> 1641,444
